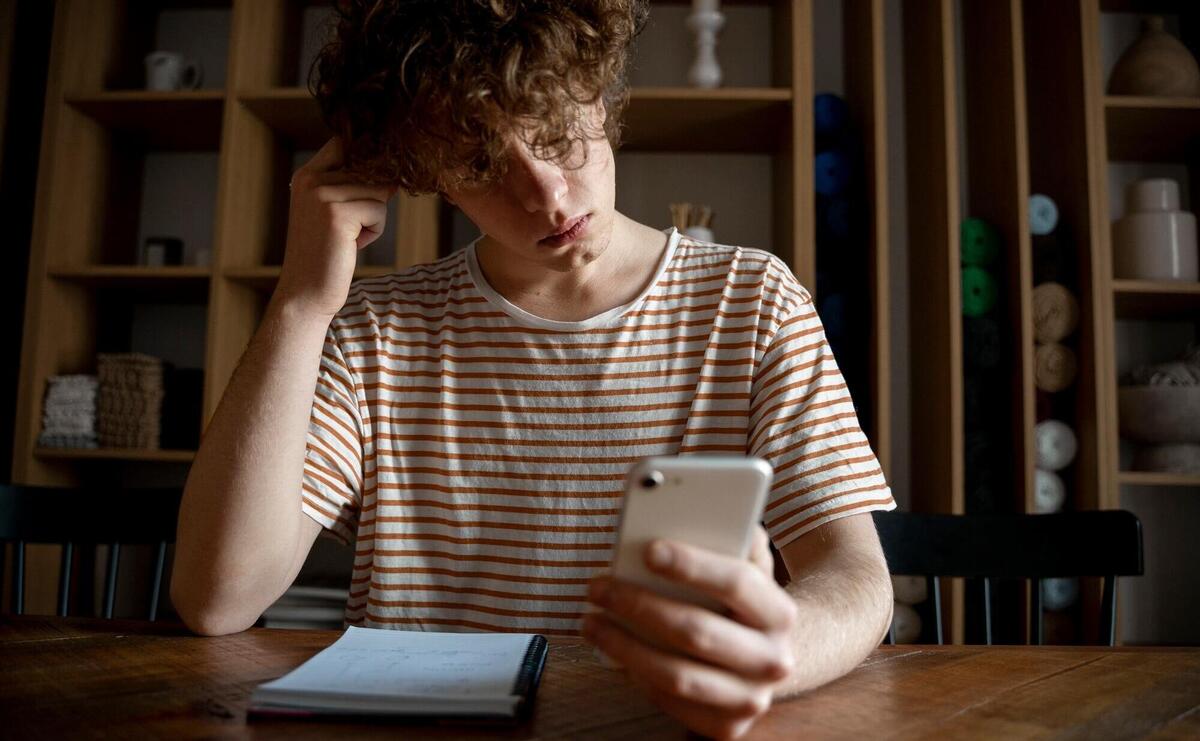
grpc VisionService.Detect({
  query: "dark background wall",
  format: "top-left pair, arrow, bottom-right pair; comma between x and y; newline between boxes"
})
0,0 -> 54,482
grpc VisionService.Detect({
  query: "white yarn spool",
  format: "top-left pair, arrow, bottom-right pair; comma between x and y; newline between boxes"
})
686,3 -> 725,89
1035,419 -> 1078,471
891,575 -> 928,605
891,602 -> 922,644
1034,469 -> 1066,513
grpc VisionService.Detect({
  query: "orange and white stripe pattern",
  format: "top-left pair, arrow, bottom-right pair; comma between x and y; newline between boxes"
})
301,227 -> 894,634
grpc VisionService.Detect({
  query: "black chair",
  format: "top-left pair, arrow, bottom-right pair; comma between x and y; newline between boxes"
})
0,485 -> 183,620
871,510 -> 1143,646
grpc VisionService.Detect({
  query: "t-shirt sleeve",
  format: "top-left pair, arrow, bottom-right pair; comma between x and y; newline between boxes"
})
749,296 -> 895,550
300,324 -> 365,545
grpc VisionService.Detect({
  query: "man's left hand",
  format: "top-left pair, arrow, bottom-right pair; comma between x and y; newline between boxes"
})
581,526 -> 798,740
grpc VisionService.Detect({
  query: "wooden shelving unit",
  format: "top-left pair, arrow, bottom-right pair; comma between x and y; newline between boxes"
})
900,0 -> 1199,647
13,0 -> 895,616
1087,0 -> 1200,510
904,0 -> 1200,647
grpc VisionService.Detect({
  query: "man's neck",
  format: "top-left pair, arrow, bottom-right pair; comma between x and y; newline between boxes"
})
477,214 -> 669,322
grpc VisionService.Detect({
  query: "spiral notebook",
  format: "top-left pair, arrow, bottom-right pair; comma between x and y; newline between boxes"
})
249,626 -> 549,721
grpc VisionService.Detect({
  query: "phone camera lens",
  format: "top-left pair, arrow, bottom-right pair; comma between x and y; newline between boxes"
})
641,471 -> 664,489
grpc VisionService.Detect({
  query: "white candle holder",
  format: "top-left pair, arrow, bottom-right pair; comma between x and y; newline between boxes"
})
686,6 -> 725,89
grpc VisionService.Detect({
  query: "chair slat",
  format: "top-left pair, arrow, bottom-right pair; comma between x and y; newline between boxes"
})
1031,578 -> 1043,646
983,577 -> 993,646
149,541 -> 167,621
103,543 -> 121,620
14,541 -> 24,615
930,576 -> 943,645
57,542 -> 74,617
1100,575 -> 1118,647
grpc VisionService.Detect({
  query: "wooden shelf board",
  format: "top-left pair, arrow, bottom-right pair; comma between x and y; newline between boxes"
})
50,265 -> 211,280
1104,96 -> 1200,162
66,90 -> 224,150
1099,0 -> 1196,12
237,89 -> 324,148
353,266 -> 396,279
624,87 -> 792,152
1118,471 -> 1200,487
48,265 -> 212,301
1112,279 -> 1200,318
239,86 -> 793,153
652,0 -> 772,4
226,265 -> 394,291
33,447 -> 195,463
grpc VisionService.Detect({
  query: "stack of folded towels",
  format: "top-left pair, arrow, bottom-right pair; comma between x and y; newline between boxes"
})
37,375 -> 99,448
97,353 -> 164,449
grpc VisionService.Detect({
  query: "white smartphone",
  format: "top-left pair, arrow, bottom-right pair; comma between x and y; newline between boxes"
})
610,456 -> 774,612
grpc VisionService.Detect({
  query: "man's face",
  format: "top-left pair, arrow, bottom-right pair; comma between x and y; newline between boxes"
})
441,102 -> 617,273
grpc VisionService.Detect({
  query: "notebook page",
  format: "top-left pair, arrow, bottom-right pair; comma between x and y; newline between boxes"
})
258,626 -> 533,699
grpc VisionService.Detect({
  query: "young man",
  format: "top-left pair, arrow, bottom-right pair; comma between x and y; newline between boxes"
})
171,1 -> 896,737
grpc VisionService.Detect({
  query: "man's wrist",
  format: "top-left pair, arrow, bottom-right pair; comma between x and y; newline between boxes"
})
266,291 -> 340,335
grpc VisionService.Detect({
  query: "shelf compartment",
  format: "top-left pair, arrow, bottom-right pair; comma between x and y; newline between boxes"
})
1118,471 -> 1200,487
239,86 -> 793,153
66,91 -> 224,150
1105,96 -> 1200,162
1112,279 -> 1200,318
33,447 -> 195,463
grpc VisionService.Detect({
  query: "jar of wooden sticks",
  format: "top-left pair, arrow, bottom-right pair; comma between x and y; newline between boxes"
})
670,202 -> 716,242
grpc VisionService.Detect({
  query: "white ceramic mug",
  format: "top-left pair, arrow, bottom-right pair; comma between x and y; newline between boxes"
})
144,51 -> 203,91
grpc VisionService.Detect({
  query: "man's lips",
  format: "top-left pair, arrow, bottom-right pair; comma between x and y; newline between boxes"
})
542,214 -> 587,241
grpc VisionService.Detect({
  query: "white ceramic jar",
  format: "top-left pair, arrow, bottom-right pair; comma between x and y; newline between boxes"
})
1112,178 -> 1198,281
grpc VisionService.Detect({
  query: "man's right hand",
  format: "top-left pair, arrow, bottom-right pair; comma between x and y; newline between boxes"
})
275,136 -> 396,319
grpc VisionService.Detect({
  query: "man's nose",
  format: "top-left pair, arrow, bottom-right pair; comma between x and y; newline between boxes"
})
508,143 -> 568,213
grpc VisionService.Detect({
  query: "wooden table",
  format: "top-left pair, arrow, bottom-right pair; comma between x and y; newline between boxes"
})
2,616 -> 1198,739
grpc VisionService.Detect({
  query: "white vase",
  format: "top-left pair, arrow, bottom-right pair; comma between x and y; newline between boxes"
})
1112,178 -> 1198,281
686,8 -> 725,89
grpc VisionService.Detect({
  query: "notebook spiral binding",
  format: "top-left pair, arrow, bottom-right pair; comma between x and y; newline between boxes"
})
511,635 -> 550,718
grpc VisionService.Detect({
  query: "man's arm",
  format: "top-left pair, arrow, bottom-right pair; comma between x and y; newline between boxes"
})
169,299 -> 332,637
774,512 -> 895,697
171,138 -> 393,636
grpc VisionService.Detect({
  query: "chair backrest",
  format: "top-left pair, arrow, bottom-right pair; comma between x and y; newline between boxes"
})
871,510 -> 1143,646
0,485 -> 183,620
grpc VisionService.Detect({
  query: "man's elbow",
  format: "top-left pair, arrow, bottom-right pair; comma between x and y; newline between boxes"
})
170,579 -> 259,637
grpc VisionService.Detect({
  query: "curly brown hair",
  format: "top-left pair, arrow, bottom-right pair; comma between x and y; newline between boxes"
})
311,0 -> 650,195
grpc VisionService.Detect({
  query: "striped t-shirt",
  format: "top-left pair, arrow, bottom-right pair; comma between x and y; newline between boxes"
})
300,226 -> 895,634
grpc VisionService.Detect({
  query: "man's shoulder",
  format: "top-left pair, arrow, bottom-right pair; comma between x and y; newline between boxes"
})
335,250 -> 472,322
671,234 -> 813,307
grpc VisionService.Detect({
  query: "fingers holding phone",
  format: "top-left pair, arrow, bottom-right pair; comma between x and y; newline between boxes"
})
582,457 -> 797,738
